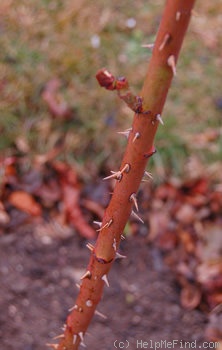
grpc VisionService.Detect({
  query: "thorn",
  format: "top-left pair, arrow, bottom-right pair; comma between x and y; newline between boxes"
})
176,11 -> 181,21
159,33 -> 171,51
122,163 -> 130,174
97,218 -> 113,232
70,302 -> 83,312
86,243 -> 94,252
74,334 -> 87,348
53,334 -> 65,340
80,341 -> 87,348
113,238 -> 117,251
117,130 -> 130,138
75,283 -> 81,289
144,171 -> 153,179
144,145 -> 156,158
101,274 -> 110,287
156,114 -> 164,125
142,171 -> 153,182
95,309 -> 108,319
142,178 -> 150,183
68,304 -> 78,311
103,163 -> 130,181
80,270 -> 91,280
115,251 -> 127,259
93,220 -> 102,228
130,193 -> 139,211
73,334 -> 77,344
132,132 -> 140,143
61,324 -> 67,331
106,218 -> 113,227
78,332 -> 84,343
121,235 -> 125,240
131,210 -> 144,224
167,55 -> 177,76
117,127 -> 132,139
141,43 -> 154,50
46,344 -> 58,350
103,171 -> 122,181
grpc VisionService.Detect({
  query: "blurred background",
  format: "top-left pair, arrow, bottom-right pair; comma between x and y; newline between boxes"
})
0,0 -> 221,179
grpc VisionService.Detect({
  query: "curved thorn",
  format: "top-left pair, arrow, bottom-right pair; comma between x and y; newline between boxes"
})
112,238 -> 117,251
167,55 -> 177,76
68,304 -> 78,312
103,171 -> 122,181
132,132 -> 140,143
78,332 -> 84,343
117,128 -> 132,139
61,324 -> 67,331
93,220 -> 102,228
103,163 -> 130,181
130,193 -> 139,211
144,145 -> 156,158
101,274 -> 110,287
86,243 -> 94,252
97,219 -> 113,232
80,341 -> 87,348
122,163 -> 130,173
53,334 -> 64,340
73,334 -> 77,344
144,171 -> 153,179
95,309 -> 108,319
75,283 -> 81,289
80,270 -> 91,280
115,251 -> 127,259
156,114 -> 164,125
131,210 -> 144,224
159,33 -> 171,51
141,43 -> 154,49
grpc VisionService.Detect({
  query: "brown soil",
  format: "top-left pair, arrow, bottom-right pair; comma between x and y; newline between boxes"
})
0,225 -> 209,350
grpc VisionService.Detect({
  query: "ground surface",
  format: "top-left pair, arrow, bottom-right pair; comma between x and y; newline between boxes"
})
0,225 -> 210,350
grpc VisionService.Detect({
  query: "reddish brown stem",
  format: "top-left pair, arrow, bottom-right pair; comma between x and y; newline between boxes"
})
55,1 -> 196,349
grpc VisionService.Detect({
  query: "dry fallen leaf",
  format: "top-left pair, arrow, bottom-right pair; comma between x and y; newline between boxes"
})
54,162 -> 96,240
148,210 -> 170,242
175,203 -> 196,225
42,78 -> 72,119
155,182 -> 178,201
206,305 -> 222,342
180,283 -> 202,310
81,198 -> 104,219
8,191 -> 42,216
178,230 -> 196,254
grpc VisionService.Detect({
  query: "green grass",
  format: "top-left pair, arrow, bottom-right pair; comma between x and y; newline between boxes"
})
0,0 -> 221,179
